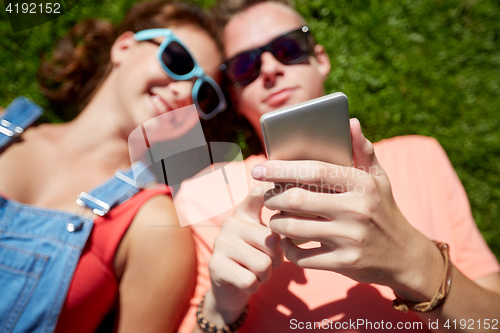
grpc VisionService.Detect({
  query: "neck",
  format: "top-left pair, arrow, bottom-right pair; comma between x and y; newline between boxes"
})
58,76 -> 139,171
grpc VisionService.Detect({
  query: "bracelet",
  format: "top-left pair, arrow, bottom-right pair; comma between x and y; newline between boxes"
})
196,293 -> 249,333
392,241 -> 453,313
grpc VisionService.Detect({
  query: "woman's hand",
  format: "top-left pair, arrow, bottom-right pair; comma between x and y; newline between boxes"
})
204,184 -> 284,325
251,118 -> 444,302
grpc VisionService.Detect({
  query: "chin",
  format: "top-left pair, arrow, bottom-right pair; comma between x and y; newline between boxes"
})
270,96 -> 302,111
293,91 -> 318,104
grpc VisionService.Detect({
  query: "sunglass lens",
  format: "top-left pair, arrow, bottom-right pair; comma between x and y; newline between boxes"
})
271,30 -> 310,64
227,51 -> 260,87
162,41 -> 195,76
197,81 -> 220,116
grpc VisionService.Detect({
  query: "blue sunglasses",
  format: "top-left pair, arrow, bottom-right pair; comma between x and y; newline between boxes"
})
134,29 -> 226,120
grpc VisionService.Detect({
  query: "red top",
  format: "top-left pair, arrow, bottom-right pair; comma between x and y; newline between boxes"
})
55,188 -> 172,333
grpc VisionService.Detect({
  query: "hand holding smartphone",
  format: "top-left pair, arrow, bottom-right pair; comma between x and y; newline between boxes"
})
260,92 -> 353,244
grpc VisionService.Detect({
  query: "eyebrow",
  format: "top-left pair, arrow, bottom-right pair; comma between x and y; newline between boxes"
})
145,40 -> 161,46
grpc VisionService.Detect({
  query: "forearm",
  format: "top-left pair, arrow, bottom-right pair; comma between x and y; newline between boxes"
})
415,267 -> 500,333
390,237 -> 500,333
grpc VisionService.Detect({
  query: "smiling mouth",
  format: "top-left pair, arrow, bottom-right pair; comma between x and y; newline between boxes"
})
150,94 -> 172,115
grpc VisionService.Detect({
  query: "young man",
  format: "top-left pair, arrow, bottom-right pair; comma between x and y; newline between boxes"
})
177,1 -> 500,332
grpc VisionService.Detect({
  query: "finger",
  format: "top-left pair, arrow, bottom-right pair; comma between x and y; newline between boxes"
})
269,213 -> 367,244
233,183 -> 272,224
279,238 -> 336,270
209,253 -> 260,294
219,218 -> 283,268
270,214 -> 332,243
252,160 -> 367,188
264,185 -> 370,219
349,118 -> 384,176
223,239 -> 275,284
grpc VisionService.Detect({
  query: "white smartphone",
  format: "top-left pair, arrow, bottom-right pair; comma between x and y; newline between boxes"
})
260,92 -> 353,166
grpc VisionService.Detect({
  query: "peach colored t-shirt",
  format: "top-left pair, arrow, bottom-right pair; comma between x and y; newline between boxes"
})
177,135 -> 499,332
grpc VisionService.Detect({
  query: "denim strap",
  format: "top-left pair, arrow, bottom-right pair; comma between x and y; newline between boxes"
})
0,97 -> 43,149
76,162 -> 158,217
1,97 -> 159,217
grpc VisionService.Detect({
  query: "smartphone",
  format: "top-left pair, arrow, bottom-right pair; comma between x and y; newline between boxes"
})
260,92 -> 353,245
260,92 -> 353,166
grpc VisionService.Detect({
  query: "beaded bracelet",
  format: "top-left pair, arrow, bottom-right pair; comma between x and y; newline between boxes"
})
392,241 -> 453,313
196,293 -> 249,333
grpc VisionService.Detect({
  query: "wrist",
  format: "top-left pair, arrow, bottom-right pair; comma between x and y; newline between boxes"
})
392,236 -> 445,302
392,241 -> 453,313
198,290 -> 248,329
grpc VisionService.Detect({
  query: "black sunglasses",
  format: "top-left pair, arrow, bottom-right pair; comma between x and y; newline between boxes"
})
220,26 -> 314,87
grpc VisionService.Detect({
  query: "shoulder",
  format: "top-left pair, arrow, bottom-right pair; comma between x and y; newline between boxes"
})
374,134 -> 443,155
129,193 -> 188,241
134,193 -> 178,224
374,135 -> 449,169
122,192 -> 194,265
373,135 -> 458,195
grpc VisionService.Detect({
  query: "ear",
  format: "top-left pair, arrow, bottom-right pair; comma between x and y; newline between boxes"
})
110,31 -> 137,66
313,44 -> 331,81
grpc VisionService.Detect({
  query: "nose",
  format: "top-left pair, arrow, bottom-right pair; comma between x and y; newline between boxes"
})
259,51 -> 284,87
169,80 -> 194,108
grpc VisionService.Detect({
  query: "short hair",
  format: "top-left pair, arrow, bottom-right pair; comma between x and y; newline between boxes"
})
212,0 -> 294,44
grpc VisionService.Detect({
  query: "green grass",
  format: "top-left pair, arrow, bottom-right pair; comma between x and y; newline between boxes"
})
1,0 -> 499,260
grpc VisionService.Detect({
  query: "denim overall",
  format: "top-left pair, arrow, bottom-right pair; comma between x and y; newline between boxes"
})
0,97 -> 156,333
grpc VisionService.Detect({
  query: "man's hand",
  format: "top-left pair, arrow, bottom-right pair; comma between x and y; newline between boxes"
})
251,118 -> 444,303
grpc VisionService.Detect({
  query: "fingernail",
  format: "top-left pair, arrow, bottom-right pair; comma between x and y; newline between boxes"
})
251,165 -> 266,179
350,118 -> 362,135
356,119 -> 365,138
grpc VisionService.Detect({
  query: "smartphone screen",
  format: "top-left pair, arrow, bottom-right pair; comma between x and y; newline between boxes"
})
260,92 -> 352,166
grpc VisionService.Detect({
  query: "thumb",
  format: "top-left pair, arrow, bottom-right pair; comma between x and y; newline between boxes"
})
350,118 -> 384,176
233,183 -> 272,224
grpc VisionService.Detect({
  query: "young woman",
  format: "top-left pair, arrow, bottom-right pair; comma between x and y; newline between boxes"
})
0,1 -> 225,332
